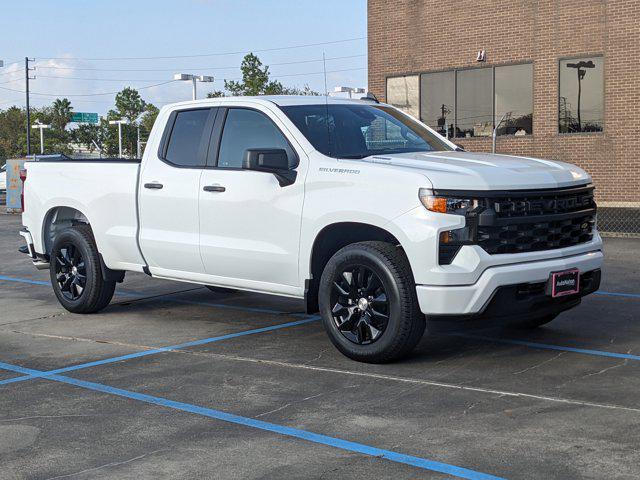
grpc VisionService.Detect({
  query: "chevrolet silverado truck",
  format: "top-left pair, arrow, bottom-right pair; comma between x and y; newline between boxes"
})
19,96 -> 603,363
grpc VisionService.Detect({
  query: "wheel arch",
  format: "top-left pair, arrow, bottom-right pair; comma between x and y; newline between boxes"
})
43,206 -> 125,283
42,206 -> 92,256
305,222 -> 406,313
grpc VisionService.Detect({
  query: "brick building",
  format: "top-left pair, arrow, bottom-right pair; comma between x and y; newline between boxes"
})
368,0 -> 640,234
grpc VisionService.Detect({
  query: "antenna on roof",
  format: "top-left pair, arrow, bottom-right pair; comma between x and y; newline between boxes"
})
360,92 -> 380,103
322,52 -> 328,96
322,52 -> 332,156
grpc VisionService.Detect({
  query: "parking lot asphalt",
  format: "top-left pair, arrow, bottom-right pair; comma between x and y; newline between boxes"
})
0,212 -> 639,480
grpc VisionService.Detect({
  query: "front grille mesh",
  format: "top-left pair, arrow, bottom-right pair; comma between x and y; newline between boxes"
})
478,214 -> 595,254
474,186 -> 596,255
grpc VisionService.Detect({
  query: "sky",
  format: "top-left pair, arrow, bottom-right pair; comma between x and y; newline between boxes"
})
0,0 -> 367,115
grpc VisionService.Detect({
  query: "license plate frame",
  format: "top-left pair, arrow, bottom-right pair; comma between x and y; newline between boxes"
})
549,268 -> 580,298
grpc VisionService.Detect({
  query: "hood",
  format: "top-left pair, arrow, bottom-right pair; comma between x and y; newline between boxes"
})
361,151 -> 591,190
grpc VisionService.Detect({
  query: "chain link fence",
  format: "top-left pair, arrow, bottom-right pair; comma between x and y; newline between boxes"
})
597,203 -> 640,238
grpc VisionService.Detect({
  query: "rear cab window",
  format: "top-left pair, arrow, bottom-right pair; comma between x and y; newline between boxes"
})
161,108 -> 215,167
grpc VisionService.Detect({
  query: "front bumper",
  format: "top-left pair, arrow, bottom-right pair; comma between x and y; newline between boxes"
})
416,249 -> 603,316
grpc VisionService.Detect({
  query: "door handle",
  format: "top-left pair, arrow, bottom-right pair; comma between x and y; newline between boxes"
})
144,182 -> 163,189
203,185 -> 226,192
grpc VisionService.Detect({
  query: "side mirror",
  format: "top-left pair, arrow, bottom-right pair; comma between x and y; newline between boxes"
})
243,149 -> 297,187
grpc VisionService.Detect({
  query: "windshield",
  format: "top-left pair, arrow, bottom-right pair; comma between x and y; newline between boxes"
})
280,104 -> 453,159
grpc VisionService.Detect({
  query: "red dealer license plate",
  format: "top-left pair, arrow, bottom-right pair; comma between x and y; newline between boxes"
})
549,268 -> 580,298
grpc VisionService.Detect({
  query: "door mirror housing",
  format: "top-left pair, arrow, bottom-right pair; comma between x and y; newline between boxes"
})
243,149 -> 297,187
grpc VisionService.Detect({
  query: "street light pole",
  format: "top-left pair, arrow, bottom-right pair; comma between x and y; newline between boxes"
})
109,119 -> 129,157
174,74 -> 214,100
333,86 -> 366,99
31,122 -> 51,154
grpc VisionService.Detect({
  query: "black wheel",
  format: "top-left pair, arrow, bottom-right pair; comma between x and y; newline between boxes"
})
514,314 -> 559,329
50,224 -> 116,314
319,241 -> 425,363
205,285 -> 237,294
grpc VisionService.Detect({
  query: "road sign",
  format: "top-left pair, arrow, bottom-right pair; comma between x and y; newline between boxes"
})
71,112 -> 99,124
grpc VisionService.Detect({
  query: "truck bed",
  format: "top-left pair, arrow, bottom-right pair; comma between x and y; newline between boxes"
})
22,159 -> 145,272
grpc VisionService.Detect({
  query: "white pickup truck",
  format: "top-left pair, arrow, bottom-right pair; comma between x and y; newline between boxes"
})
20,95 -> 603,363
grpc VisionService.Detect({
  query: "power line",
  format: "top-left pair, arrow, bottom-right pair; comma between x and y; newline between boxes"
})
0,80 -> 177,97
0,69 -> 23,77
35,66 -> 366,84
0,65 -> 366,102
32,53 -> 367,73
37,37 -> 367,61
38,75 -> 168,82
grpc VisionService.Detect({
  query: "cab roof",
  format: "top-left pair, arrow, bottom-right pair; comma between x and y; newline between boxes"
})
164,95 -> 384,111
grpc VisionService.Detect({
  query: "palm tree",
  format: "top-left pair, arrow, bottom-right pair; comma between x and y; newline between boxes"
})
51,98 -> 73,133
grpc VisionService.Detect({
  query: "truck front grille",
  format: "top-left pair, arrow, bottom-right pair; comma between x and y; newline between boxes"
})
435,184 -> 597,261
475,185 -> 596,254
477,213 -> 595,254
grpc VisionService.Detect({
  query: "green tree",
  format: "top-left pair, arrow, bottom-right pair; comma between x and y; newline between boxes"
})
224,53 -> 280,96
72,123 -> 102,153
101,110 -> 122,157
115,87 -> 146,123
51,98 -> 73,133
206,90 -> 226,98
140,103 -> 159,137
0,106 -> 28,160
111,88 -> 149,157
208,53 -> 319,98
281,84 -> 320,96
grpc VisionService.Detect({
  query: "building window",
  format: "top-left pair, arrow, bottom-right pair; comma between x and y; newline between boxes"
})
417,64 -> 534,138
456,67 -> 493,138
420,71 -> 455,138
386,75 -> 419,119
559,56 -> 604,133
495,63 -> 533,136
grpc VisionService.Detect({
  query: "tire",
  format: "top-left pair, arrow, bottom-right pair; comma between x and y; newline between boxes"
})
514,314 -> 559,329
318,241 -> 425,363
49,224 -> 116,314
205,285 -> 237,294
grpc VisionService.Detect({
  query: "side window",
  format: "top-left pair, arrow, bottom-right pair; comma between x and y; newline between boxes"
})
217,108 -> 295,169
164,109 -> 212,167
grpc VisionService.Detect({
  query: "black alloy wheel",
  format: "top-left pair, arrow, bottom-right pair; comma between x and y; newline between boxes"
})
330,265 -> 390,345
54,243 -> 87,301
49,224 -> 116,314
319,241 -> 425,363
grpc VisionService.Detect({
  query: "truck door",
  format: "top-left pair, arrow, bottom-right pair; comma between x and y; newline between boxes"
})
198,106 -> 306,293
138,107 -> 217,277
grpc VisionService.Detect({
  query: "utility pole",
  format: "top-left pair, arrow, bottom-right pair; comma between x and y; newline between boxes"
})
25,57 -> 36,156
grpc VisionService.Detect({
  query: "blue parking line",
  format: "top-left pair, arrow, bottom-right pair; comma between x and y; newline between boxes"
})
0,274 -> 49,286
456,334 -> 640,361
0,316 -> 320,387
0,361 -> 504,479
595,290 -> 640,299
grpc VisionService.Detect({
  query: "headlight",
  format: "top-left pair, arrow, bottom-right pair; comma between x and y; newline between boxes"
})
419,189 -> 483,265
418,188 -> 477,216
